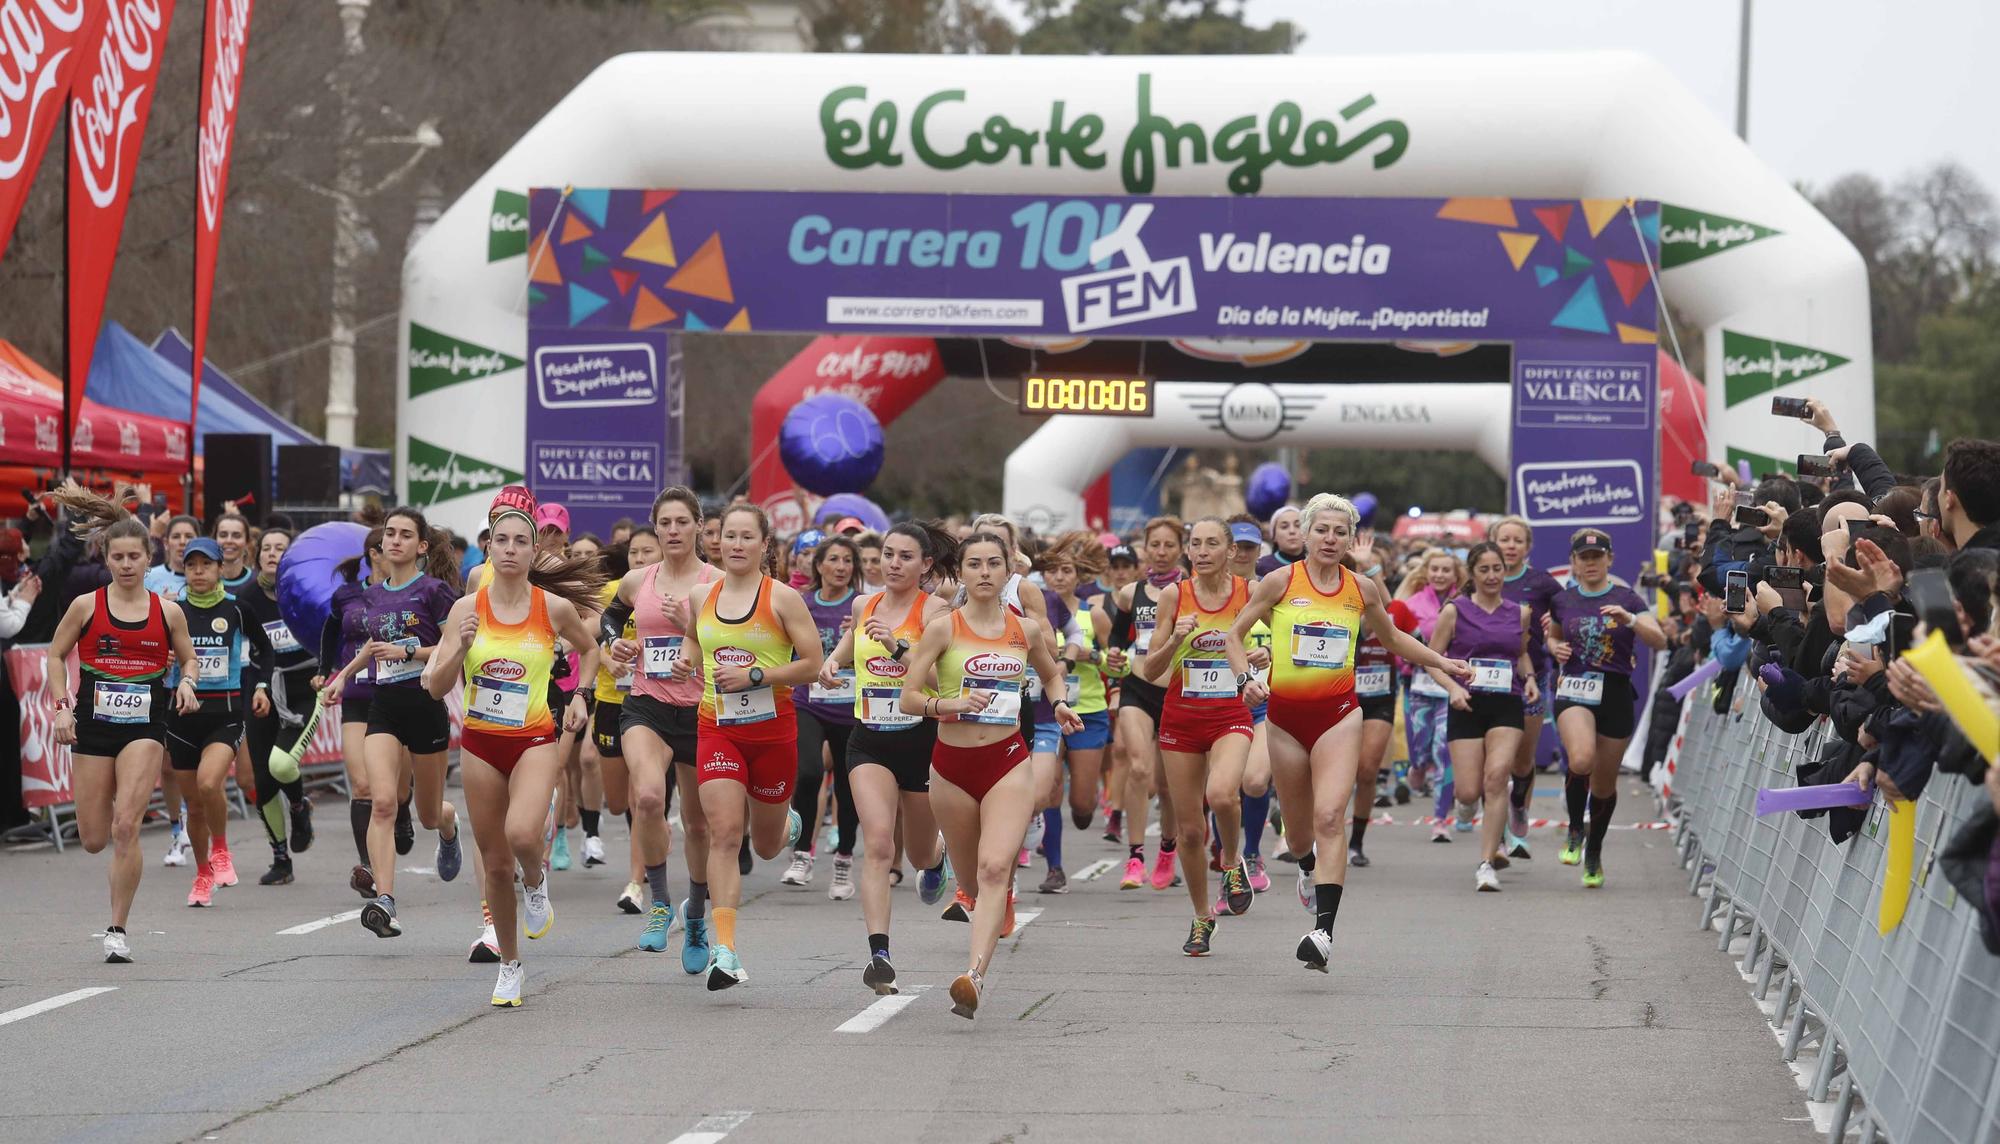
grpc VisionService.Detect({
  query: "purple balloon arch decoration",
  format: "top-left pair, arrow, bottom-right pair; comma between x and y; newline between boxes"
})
275,522 -> 368,659
780,394 -> 885,497
1245,463 -> 1292,521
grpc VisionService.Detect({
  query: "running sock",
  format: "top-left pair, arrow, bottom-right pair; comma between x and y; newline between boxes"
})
1041,809 -> 1064,871
1510,771 -> 1533,810
1241,789 -> 1271,857
350,799 -> 372,864
713,906 -> 738,948
1314,882 -> 1344,933
1298,850 -> 1317,874
107,925 -> 125,934
645,862 -> 671,907
1565,773 -> 1590,835
271,839 -> 289,863
1159,836 -> 1178,854
686,880 -> 708,919
869,932 -> 890,959
397,796 -> 412,833
1349,815 -> 1369,851
1129,843 -> 1145,861
580,809 -> 600,838
1585,794 -> 1617,859
197,858 -> 213,878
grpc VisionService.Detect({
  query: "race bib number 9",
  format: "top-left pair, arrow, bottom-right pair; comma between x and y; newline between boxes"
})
1557,672 -> 1605,707
471,675 -> 531,728
961,677 -> 1023,726
718,685 -> 777,725
860,686 -> 918,730
1469,658 -> 1514,694
93,682 -> 152,724
1291,623 -> 1351,670
1181,658 -> 1235,699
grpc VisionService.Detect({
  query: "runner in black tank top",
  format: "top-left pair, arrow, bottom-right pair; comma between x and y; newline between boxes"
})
1105,517 -> 1184,893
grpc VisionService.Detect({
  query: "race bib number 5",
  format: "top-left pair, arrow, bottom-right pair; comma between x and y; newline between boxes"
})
719,686 -> 777,725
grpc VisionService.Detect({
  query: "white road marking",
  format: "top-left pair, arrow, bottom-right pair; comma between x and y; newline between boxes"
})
835,985 -> 928,1033
277,909 -> 362,935
667,1110 -> 753,1144
1014,909 -> 1043,930
1073,858 -> 1118,881
399,866 -> 436,876
0,987 -> 116,1028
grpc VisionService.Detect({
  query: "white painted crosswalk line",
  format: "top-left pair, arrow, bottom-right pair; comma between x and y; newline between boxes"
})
835,985 -> 928,1033
277,909 -> 362,935
0,987 -> 116,1028
1013,909 -> 1042,930
1073,858 -> 1118,881
667,1110 -> 753,1144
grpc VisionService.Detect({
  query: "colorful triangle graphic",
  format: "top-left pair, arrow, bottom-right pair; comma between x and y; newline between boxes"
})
723,308 -> 752,332
622,213 -> 679,268
641,189 -> 679,215
1561,247 -> 1594,279
559,214 -> 594,245
527,285 -> 548,308
1616,322 -> 1657,345
528,235 -> 562,286
1435,197 -> 1518,227
682,311 -> 711,331
629,286 -> 678,330
1531,204 -> 1572,243
568,282 -> 609,326
611,268 -> 638,296
1581,198 -> 1624,238
1534,265 -> 1560,287
569,188 -> 609,228
665,233 -> 735,303
1637,209 -> 1660,247
1497,231 -> 1540,270
1550,280 -> 1610,335
1605,259 -> 1650,306
580,245 -> 610,274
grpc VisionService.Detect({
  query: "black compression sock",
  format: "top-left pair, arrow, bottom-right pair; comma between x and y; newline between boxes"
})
869,932 -> 890,958
1349,816 -> 1369,850
1565,774 -> 1589,836
1314,882 -> 1343,933
1298,850 -> 1316,874
349,799 -> 372,864
580,809 -> 600,838
1159,837 -> 1177,853
1586,794 -> 1617,858
271,840 -> 288,863
397,796 -> 412,830
1510,771 -> 1533,810
686,880 -> 708,919
645,862 -> 670,906
1129,843 -> 1145,860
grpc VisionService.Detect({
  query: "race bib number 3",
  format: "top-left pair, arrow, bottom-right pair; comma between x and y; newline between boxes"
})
1355,665 -> 1393,698
1291,623 -> 1351,670
860,686 -> 918,730
961,677 -> 1023,726
93,682 -> 151,724
719,685 -> 777,725
263,620 -> 301,655
471,674 -> 531,728
1181,658 -> 1235,699
1470,658 -> 1514,694
642,636 -> 684,679
811,669 -> 856,704
375,638 -> 422,684
1557,672 -> 1605,707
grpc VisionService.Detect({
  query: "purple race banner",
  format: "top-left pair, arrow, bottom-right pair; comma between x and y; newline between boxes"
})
526,189 -> 1660,346
525,327 -> 677,537
1510,340 -> 1658,577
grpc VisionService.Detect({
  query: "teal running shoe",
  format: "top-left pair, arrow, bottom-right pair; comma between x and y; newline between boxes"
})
638,902 -> 674,952
679,899 -> 709,975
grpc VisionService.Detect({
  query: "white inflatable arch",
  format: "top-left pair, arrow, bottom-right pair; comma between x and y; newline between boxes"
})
401,50 -> 1869,535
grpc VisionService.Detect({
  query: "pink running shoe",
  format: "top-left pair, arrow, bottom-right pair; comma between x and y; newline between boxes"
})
1150,846 -> 1178,890
187,870 -> 214,907
1120,854 -> 1145,889
1247,854 -> 1271,893
210,846 -> 239,887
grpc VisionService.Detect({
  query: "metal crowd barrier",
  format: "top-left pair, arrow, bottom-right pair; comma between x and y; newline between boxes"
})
1669,682 -> 2000,1144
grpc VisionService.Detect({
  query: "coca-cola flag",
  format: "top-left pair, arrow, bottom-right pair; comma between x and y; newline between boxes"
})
190,0 -> 250,420
67,0 -> 176,432
0,0 -> 106,263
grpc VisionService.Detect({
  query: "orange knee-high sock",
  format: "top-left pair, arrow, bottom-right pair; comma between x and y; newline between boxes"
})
713,906 -> 738,948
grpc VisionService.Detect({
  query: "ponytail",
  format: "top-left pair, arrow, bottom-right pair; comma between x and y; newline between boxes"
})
47,480 -> 147,550
336,526 -> 385,585
425,527 -> 462,591
528,548 -> 612,613
889,518 -> 960,578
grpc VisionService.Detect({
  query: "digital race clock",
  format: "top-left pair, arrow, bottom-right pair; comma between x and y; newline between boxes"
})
1018,376 -> 1154,417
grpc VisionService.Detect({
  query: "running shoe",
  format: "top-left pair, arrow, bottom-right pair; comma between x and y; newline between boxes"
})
258,859 -> 294,886
1455,811 -> 1477,834
1247,855 -> 1271,893
289,797 -> 315,853
551,828 -> 572,871
1017,846 -> 1033,868
1374,790 -> 1392,808
470,921 -> 500,964
350,863 -> 377,899
491,960 -> 525,1008
211,846 -> 239,887
1038,867 -> 1068,894
1508,832 -> 1533,861
394,800 -> 414,855
163,823 -> 190,867
617,882 -> 645,914
1509,802 -> 1529,840
1000,891 -> 1017,938
1475,861 -> 1501,892
523,878 -> 554,939
1183,916 -> 1217,957
949,971 -> 982,1019
864,954 -> 898,996
1296,928 -> 1332,973
436,829 -> 463,883
1347,847 -> 1370,868
828,855 -> 856,901
918,856 -> 950,905
1119,855 -> 1145,889
1103,809 -> 1123,843
786,809 -> 803,850
1558,831 -> 1584,866
1490,852 -> 1511,871
780,851 -> 814,885
1582,857 -> 1605,889
187,870 -> 214,907
1220,861 -> 1254,917
1393,780 -> 1411,805
942,886 -> 973,923
1149,846 -> 1178,890
1430,823 -> 1451,843
638,902 -> 674,952
582,835 -> 606,867
680,900 -> 710,975
361,894 -> 401,938
103,930 -> 132,964
1296,867 -> 1314,910
1025,811 -> 1045,853
737,837 -> 754,876
706,944 -> 746,991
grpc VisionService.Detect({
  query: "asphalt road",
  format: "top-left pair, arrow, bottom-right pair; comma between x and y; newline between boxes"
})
0,775 -> 1817,1144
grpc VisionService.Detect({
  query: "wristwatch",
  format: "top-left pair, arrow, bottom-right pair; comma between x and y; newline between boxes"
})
890,639 -> 910,662
403,645 -> 416,662
1235,671 -> 1254,692
748,667 -> 765,687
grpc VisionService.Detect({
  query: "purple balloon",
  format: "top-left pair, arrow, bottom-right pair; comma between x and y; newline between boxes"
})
275,521 -> 369,663
1352,492 -> 1380,524
780,394 -> 885,496
816,493 -> 891,533
1246,463 -> 1292,521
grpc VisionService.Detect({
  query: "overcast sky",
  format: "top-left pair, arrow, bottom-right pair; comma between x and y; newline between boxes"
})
1244,0 -> 2000,197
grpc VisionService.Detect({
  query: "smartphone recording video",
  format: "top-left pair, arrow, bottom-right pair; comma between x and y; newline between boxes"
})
1796,454 -> 1834,477
1907,568 -> 1964,647
1724,569 -> 1749,614
1771,396 -> 1811,419
1691,460 -> 1721,478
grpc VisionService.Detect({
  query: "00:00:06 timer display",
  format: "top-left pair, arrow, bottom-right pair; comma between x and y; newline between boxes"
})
1018,376 -> 1154,417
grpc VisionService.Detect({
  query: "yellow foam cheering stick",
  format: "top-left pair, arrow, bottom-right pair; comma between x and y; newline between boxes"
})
268,694 -> 327,785
1902,630 -> 2000,762
1878,800 -> 1917,935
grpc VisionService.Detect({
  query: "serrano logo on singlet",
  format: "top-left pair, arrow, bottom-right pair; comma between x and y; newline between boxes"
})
1290,597 -> 1311,607
963,653 -> 1023,676
1192,630 -> 1228,652
866,656 -> 907,677
715,647 -> 756,668
482,659 -> 526,682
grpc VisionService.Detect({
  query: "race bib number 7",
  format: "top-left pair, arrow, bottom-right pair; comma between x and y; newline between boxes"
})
961,677 -> 1022,726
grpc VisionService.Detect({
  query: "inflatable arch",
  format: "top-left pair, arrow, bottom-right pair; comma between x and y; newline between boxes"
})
400,50 -> 1870,542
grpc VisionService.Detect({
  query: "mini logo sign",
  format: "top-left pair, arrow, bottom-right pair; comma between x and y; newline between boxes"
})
1515,360 -> 1651,431
715,647 -> 756,668
117,418 -> 139,456
866,656 -> 906,677
1186,381 -> 1324,442
1720,330 -> 1849,408
209,617 -> 228,634
1060,204 -> 1197,333
963,652 -> 1023,677
404,436 -> 524,507
482,658 -> 526,682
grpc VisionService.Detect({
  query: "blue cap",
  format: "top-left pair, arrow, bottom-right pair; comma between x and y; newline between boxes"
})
791,529 -> 825,555
1229,522 -> 1264,546
183,537 -> 223,564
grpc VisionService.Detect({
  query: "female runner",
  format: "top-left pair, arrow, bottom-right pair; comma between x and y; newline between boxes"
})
899,531 -> 1080,1018
212,511 -> 255,593
1343,532 -> 1409,868
815,520 -> 957,993
604,489 -> 718,967
1422,542 -> 1539,892
1396,548 -> 1466,839
1224,516 -> 1276,891
561,529 -> 608,871
1143,518 -> 1261,954
147,513 -> 200,868
1255,505 -> 1305,576
41,484 -> 199,962
1492,516 -> 1563,859
1230,494 -> 1470,971
782,535 -> 862,898
237,527 -> 320,885
669,504 -> 824,989
1031,534 -> 1112,895
323,507 -> 463,938
319,528 -> 394,879
1106,516 -> 1185,891
594,528 -> 662,915
424,487 -> 605,1006
1542,529 -> 1667,888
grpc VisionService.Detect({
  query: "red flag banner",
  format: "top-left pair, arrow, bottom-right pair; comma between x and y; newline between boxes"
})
0,0 -> 105,263
190,0 -> 250,419
66,0 -> 177,431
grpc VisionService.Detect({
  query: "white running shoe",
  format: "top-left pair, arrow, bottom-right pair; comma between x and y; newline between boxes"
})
780,851 -> 814,886
491,960 -> 525,1007
469,923 -> 501,963
828,855 -> 856,901
1475,861 -> 1502,893
1296,866 -> 1313,911
1296,928 -> 1332,973
162,825 -> 190,867
103,930 -> 132,963
582,835 -> 606,867
1025,811 -> 1045,851
523,879 -> 554,939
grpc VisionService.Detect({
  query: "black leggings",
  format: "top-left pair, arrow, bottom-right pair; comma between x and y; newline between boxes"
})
791,707 -> 857,857
245,674 -> 316,849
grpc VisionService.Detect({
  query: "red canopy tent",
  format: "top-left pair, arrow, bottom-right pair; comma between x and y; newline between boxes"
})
0,339 -> 190,511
